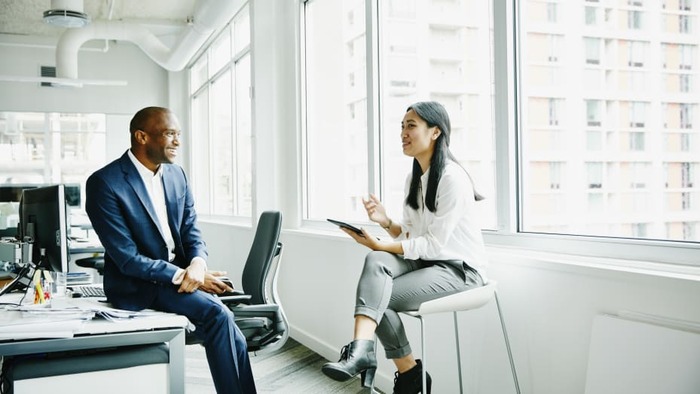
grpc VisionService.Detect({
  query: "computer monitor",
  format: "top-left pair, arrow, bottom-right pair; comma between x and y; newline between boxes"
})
63,183 -> 81,207
0,185 -> 39,203
19,184 -> 69,273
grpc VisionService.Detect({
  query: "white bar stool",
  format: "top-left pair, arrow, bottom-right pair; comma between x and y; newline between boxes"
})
401,281 -> 520,394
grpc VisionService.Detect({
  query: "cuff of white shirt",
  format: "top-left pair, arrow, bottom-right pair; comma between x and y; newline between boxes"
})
172,268 -> 185,285
171,257 -> 208,285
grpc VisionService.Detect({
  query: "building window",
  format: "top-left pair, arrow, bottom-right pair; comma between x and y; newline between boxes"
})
679,14 -> 691,33
520,1 -> 700,243
302,0 -> 497,228
628,10 -> 642,30
0,111 -> 107,209
189,4 -> 251,217
586,100 -> 602,126
629,132 -> 645,151
584,37 -> 601,64
680,103 -> 693,128
547,2 -> 558,23
585,6 -> 597,26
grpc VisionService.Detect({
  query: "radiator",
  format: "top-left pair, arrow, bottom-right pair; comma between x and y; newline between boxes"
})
584,313 -> 700,394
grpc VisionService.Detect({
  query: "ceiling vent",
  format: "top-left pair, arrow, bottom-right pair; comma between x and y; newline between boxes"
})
40,66 -> 57,87
43,0 -> 90,28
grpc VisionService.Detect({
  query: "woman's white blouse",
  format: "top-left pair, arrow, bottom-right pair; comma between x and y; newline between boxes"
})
396,161 -> 488,272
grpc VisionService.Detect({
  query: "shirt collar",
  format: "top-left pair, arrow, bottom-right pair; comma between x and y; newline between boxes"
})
127,149 -> 163,179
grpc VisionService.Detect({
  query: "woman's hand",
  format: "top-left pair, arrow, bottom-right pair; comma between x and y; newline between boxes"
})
342,227 -> 404,255
362,193 -> 389,226
341,227 -> 381,250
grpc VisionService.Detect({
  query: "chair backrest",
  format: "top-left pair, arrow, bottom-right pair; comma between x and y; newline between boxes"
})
241,210 -> 283,305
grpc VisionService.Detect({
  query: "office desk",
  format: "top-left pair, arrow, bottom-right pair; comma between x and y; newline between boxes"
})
0,297 -> 189,394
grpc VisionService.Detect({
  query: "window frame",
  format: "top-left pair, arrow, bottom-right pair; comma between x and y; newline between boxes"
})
297,0 -> 700,267
188,3 -> 252,221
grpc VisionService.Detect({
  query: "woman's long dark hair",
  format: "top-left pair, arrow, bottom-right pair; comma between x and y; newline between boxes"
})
405,101 -> 483,212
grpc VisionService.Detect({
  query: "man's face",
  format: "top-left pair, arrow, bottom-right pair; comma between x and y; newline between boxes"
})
141,110 -> 181,168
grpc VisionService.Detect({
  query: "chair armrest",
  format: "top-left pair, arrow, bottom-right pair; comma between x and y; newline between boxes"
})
230,304 -> 280,316
218,294 -> 252,304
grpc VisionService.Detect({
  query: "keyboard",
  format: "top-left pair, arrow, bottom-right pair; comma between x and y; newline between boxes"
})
71,285 -> 106,298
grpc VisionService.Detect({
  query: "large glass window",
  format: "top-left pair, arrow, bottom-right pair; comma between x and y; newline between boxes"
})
300,0 -> 699,264
303,0 -> 496,229
303,0 -> 368,221
0,111 -> 106,196
0,111 -> 106,232
190,4 -> 251,218
520,0 -> 700,242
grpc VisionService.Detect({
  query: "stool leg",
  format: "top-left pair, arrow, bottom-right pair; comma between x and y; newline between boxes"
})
419,316 -> 427,394
453,311 -> 464,394
494,292 -> 521,394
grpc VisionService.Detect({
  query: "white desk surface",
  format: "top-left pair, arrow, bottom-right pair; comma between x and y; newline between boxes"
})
0,293 -> 189,341
0,292 -> 189,394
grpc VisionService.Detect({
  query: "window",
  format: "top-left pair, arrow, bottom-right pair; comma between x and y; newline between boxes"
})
628,40 -> 645,67
189,4 -> 251,217
680,103 -> 693,128
680,44 -> 694,69
586,100 -> 602,126
628,10 -> 642,30
584,37 -> 601,65
302,0 -> 496,228
679,14 -> 691,33
680,74 -> 691,92
299,0 -> 699,263
585,6 -> 598,26
520,0 -> 700,243
629,101 -> 646,127
303,0 -> 368,221
547,2 -> 558,23
0,111 -> 106,207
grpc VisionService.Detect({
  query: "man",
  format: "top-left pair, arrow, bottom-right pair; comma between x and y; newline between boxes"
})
85,106 -> 257,393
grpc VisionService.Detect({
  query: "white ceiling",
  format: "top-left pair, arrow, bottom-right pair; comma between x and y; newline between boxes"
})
0,0 -> 197,38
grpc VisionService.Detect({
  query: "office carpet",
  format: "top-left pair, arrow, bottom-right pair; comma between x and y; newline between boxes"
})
185,338 -> 383,393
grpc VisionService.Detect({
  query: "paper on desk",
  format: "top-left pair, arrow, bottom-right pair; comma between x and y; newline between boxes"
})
54,297 -> 159,321
6,302 -> 96,321
0,311 -> 84,340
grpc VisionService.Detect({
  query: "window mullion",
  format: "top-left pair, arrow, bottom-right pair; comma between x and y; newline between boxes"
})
493,0 -> 518,234
366,0 -> 380,197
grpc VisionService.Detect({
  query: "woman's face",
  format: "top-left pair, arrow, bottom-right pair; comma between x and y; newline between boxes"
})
401,109 -> 440,163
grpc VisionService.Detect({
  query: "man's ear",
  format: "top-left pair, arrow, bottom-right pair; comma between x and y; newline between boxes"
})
135,130 -> 147,145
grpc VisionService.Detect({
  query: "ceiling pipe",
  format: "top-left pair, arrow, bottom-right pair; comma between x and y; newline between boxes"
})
55,0 -> 241,79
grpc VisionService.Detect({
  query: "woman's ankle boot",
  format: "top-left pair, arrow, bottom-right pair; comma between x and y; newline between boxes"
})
393,359 -> 432,394
321,339 -> 377,388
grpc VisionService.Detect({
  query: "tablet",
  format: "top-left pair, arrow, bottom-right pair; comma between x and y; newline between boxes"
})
327,218 -> 364,237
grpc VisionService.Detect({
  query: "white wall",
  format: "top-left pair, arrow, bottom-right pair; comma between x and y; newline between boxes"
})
200,222 -> 700,394
0,34 -> 169,114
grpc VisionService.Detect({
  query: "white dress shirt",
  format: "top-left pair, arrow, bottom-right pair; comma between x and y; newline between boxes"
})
395,161 -> 488,274
127,150 -> 205,283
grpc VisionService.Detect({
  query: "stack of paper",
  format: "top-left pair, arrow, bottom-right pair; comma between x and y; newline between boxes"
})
0,309 -> 89,340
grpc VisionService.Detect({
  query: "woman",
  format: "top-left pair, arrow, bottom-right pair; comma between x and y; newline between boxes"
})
321,101 -> 488,393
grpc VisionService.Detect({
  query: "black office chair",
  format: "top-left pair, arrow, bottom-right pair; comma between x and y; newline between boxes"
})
75,255 -> 105,275
188,210 -> 289,354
